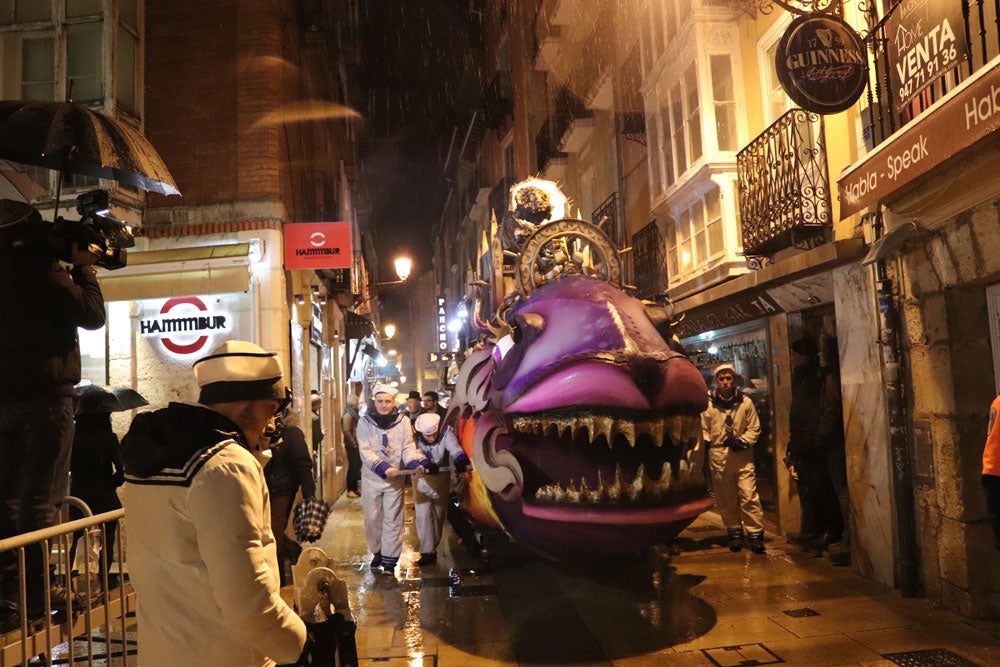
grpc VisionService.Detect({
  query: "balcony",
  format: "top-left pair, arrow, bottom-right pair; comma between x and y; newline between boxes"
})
631,221 -> 666,301
737,108 -> 831,258
484,70 -> 513,131
535,117 -> 568,177
592,192 -> 634,291
553,86 -> 594,153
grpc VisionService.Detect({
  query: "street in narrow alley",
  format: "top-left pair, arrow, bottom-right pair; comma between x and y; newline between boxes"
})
311,492 -> 1000,667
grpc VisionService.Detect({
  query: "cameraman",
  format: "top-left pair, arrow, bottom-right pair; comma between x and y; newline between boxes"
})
0,199 -> 106,631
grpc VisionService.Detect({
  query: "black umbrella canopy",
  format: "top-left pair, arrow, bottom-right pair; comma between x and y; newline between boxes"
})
76,385 -> 149,414
0,100 -> 179,195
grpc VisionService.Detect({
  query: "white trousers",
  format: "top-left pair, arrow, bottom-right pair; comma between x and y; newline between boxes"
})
709,446 -> 764,533
412,473 -> 451,554
361,470 -> 406,557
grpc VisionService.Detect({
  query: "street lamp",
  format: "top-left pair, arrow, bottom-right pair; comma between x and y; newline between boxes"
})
394,256 -> 412,282
373,255 -> 413,287
384,323 -> 397,340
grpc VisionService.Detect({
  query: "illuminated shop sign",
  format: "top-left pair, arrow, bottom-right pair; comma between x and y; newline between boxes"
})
436,295 -> 448,351
283,221 -> 352,270
139,296 -> 230,356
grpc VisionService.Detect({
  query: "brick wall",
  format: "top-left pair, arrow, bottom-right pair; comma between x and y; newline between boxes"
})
145,0 -> 285,209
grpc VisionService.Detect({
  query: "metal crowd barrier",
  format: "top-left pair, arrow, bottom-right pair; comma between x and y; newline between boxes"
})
0,505 -> 136,666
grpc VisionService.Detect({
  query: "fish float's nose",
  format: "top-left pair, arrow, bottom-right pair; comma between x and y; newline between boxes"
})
627,355 -> 665,401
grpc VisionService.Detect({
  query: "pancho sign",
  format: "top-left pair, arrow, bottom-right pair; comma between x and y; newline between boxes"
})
886,0 -> 968,118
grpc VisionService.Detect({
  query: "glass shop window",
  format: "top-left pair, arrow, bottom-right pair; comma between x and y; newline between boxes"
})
682,321 -> 777,517
78,325 -> 107,386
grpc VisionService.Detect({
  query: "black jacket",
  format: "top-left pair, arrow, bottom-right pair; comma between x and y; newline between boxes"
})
788,360 -> 822,458
264,425 -> 316,499
121,402 -> 249,486
0,241 -> 105,399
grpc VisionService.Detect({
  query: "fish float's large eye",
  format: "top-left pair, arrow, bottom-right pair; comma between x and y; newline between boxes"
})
492,312 -> 545,391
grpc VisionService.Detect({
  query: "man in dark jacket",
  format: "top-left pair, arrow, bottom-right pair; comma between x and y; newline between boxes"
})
264,410 -> 316,585
787,337 -> 840,548
0,200 -> 106,631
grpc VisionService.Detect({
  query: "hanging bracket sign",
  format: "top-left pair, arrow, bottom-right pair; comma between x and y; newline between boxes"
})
775,13 -> 869,114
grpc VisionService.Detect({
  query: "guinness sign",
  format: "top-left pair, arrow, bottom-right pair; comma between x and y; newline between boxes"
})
776,13 -> 868,114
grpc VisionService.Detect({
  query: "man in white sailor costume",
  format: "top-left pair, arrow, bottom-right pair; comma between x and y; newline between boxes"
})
121,341 -> 309,667
356,383 -> 429,574
411,412 -> 470,566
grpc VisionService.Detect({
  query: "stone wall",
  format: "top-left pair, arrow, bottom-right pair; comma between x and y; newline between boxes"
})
897,196 -> 1000,619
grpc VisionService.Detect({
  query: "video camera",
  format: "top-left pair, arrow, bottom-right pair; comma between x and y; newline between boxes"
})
51,189 -> 135,271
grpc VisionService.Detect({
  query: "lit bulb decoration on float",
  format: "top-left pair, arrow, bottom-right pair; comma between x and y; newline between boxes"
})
447,178 -> 712,559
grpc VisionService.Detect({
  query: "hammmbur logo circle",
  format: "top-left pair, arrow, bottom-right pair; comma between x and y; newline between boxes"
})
139,296 -> 230,356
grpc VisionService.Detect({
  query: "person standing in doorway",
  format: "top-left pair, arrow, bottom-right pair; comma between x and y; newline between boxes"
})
788,337 -> 840,549
357,384 -> 428,574
702,363 -> 766,554
342,394 -> 361,498
817,337 -> 848,564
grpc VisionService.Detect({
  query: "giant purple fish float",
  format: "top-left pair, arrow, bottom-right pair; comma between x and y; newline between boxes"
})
448,179 -> 711,560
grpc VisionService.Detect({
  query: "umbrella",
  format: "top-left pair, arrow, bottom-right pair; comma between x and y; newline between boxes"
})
0,101 -> 180,211
75,385 -> 149,414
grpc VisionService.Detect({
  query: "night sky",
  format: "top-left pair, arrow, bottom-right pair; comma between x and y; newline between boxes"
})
358,0 -> 484,280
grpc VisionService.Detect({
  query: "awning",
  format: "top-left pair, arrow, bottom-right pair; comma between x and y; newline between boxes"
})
97,242 -> 251,302
344,310 -> 376,340
671,239 -> 866,337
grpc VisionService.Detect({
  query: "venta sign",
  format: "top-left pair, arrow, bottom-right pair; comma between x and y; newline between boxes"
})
776,13 -> 868,114
886,0 -> 968,119
139,296 -> 231,357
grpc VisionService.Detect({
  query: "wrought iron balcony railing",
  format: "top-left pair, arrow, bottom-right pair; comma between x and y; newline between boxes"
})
535,117 -> 567,173
631,221 -> 666,301
736,108 -> 831,257
484,70 -> 514,130
592,192 -> 634,291
552,86 -> 593,150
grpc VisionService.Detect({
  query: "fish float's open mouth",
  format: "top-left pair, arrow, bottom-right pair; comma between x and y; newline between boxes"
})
498,410 -> 710,525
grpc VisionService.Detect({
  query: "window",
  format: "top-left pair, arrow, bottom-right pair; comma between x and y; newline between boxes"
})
67,22 -> 102,101
640,6 -> 655,75
117,0 -> 139,112
20,35 -> 56,100
666,183 -> 726,286
761,21 -> 794,124
645,102 -> 662,195
684,64 -> 702,163
711,55 -> 737,151
0,0 -> 51,24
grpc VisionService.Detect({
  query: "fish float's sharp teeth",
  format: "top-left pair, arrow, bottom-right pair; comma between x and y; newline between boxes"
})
551,484 -> 566,503
683,416 -> 701,444
615,419 -> 636,447
575,417 -> 591,441
678,459 -> 688,477
594,470 -> 610,503
579,477 -> 593,503
666,416 -> 684,445
608,466 -> 623,501
628,464 -> 645,501
588,416 -> 608,446
565,480 -> 581,504
649,419 -> 665,447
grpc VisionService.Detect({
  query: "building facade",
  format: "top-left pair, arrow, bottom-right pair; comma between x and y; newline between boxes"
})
431,0 -> 1000,619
